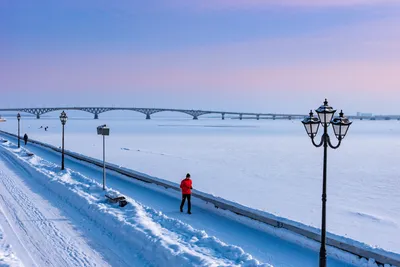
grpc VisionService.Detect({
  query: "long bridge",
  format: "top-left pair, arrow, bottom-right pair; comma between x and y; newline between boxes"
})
0,107 -> 306,120
0,107 -> 399,121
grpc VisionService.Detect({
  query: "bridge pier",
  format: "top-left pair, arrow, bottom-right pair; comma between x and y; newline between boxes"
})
94,113 -> 99,119
288,116 -> 292,120
193,116 -> 198,120
36,114 -> 40,119
273,115 -> 276,120
256,114 -> 260,120
146,113 -> 151,120
239,114 -> 242,120
222,113 -> 225,120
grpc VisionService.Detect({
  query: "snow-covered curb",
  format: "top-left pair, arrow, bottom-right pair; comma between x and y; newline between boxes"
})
0,131 -> 399,267
0,139 -> 269,267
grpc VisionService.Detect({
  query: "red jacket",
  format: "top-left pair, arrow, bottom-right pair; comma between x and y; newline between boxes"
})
180,178 -> 192,195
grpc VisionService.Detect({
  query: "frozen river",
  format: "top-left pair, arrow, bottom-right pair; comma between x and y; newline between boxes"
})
1,113 -> 399,254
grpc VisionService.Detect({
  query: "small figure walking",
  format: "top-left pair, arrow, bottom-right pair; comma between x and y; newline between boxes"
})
180,173 -> 193,214
23,133 -> 28,145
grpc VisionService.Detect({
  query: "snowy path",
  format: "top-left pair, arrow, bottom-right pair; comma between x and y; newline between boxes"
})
0,145 -> 156,267
0,135 -> 364,267
0,149 -> 111,267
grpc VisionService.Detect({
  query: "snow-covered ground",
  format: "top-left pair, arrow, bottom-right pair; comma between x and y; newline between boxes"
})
0,221 -> 22,267
0,143 -> 134,266
0,114 -> 399,256
1,133 -> 384,266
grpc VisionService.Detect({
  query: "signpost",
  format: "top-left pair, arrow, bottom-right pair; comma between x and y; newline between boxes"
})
97,125 -> 110,190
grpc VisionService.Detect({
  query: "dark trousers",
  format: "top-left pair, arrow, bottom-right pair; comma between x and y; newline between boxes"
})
180,194 -> 191,212
24,139 -> 27,145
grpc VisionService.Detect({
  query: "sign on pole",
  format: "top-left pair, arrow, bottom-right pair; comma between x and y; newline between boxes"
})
97,125 -> 110,190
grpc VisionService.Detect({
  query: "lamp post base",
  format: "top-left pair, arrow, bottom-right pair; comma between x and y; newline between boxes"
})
319,248 -> 326,267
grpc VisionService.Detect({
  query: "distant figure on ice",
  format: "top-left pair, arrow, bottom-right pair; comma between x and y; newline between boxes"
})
45,126 -> 48,131
23,133 -> 28,145
180,173 -> 193,214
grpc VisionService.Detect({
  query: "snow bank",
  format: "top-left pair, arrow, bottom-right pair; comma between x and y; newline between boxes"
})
0,140 -> 269,267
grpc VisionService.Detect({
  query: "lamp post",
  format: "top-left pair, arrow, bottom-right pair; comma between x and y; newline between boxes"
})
302,99 -> 352,267
97,125 -> 110,190
60,111 -> 68,170
17,113 -> 21,148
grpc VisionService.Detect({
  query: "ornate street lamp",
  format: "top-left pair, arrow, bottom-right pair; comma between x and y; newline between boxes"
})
17,113 -> 21,148
60,111 -> 68,170
302,99 -> 352,267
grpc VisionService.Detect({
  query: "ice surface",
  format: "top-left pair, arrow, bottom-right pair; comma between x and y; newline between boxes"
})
1,115 -> 399,255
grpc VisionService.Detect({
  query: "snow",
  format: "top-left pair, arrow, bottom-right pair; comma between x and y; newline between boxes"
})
1,116 -> 397,254
0,147 -> 115,266
1,134 -> 380,266
0,222 -> 22,267
0,140 -> 270,266
0,115 -> 398,266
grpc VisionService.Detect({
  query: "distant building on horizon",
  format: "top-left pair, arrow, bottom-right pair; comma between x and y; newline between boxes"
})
357,112 -> 373,117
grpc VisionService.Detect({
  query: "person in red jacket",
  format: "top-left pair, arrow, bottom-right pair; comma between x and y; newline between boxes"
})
180,173 -> 193,214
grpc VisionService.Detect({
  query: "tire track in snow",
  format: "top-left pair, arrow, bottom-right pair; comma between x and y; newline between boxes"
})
0,215 -> 24,267
0,148 -> 107,267
0,197 -> 32,267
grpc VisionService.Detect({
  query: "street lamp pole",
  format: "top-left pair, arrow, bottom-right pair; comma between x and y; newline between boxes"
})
302,99 -> 352,267
60,111 -> 68,170
62,122 -> 65,170
17,113 -> 21,148
320,121 -> 328,266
